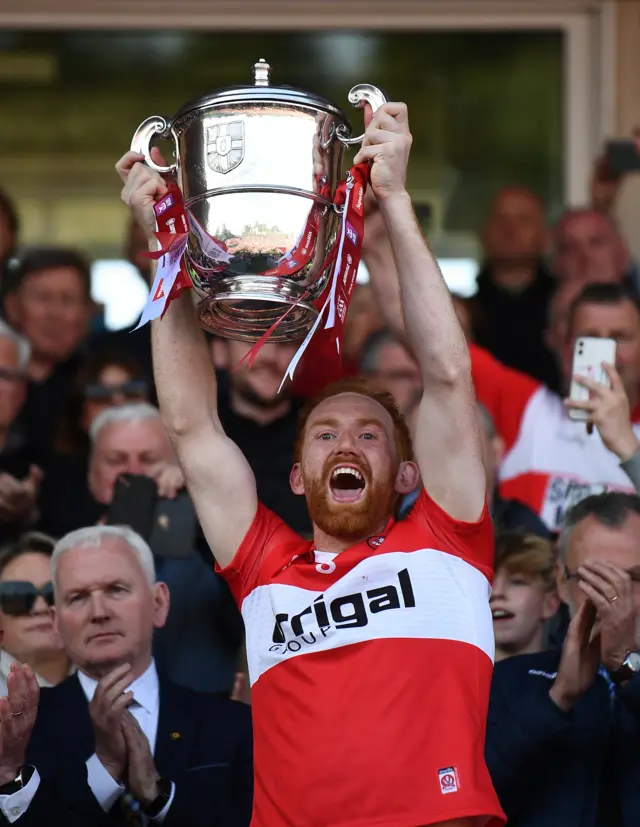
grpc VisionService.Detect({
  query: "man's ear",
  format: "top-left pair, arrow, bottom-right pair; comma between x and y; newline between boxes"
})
543,588 -> 561,621
395,461 -> 420,495
290,463 -> 305,496
152,582 -> 171,630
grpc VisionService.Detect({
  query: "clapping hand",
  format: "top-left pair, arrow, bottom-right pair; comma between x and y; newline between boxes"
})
121,711 -> 161,808
549,600 -> 601,712
0,663 -> 39,784
577,560 -> 637,673
89,664 -> 133,782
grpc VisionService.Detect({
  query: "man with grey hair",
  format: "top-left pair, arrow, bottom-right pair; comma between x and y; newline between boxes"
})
486,491 -> 640,826
39,402 -> 180,537
0,524 -> 252,826
88,403 -> 177,509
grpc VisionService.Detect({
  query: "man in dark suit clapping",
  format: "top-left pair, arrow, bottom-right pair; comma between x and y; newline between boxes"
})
0,524 -> 253,826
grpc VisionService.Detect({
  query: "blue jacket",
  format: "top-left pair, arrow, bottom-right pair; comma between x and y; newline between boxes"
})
486,649 -> 640,827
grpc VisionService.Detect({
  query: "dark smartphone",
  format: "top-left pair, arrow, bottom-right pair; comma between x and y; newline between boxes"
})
605,140 -> 640,176
106,473 -> 158,541
149,490 -> 198,558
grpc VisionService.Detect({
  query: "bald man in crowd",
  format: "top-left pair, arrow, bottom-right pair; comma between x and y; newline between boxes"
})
472,187 -> 557,386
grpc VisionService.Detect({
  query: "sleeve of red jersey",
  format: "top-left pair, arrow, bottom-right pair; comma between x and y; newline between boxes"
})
215,503 -> 297,606
469,343 -> 541,452
408,486 -> 495,579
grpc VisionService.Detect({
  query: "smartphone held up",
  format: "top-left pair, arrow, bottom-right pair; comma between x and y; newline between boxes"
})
568,337 -> 617,424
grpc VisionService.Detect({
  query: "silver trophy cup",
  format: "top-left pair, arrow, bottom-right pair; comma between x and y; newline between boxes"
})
131,59 -> 386,342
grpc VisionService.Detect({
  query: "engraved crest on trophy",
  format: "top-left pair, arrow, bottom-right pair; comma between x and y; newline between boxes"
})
207,122 -> 245,174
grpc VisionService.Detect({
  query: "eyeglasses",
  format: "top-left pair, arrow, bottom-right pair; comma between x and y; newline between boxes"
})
0,581 -> 54,616
83,380 -> 149,401
563,564 -> 640,583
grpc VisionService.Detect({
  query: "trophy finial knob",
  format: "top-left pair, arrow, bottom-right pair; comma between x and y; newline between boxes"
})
253,58 -> 271,87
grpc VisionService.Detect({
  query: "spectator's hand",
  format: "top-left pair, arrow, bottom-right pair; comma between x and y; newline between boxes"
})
564,363 -> 640,458
0,663 -> 39,784
89,664 -> 133,782
0,466 -> 43,524
549,600 -> 601,712
150,462 -> 185,500
116,148 -> 169,243
577,560 -> 637,673
591,129 -> 640,213
354,102 -> 412,203
121,711 -> 160,808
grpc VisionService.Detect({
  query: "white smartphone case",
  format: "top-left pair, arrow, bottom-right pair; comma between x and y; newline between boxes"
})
568,336 -> 617,421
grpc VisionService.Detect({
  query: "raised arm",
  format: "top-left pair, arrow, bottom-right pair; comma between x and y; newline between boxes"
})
115,150 -> 257,567
355,105 -> 485,521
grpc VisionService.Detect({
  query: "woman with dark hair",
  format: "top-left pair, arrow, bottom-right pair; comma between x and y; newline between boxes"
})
54,346 -> 151,457
0,531 -> 73,695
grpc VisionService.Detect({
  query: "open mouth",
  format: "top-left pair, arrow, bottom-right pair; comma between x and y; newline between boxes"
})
329,465 -> 366,503
491,609 -> 515,621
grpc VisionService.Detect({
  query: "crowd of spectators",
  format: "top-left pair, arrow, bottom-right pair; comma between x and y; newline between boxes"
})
0,136 -> 637,825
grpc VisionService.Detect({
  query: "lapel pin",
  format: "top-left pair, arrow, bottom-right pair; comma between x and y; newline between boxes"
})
170,731 -> 181,740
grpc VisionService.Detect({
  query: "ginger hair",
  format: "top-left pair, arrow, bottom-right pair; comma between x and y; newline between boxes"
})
294,377 -> 414,463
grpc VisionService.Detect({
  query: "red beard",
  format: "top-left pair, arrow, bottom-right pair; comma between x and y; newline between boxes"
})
304,455 -> 397,543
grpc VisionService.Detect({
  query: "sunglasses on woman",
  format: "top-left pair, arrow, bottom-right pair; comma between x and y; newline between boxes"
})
83,379 -> 149,401
0,581 -> 55,616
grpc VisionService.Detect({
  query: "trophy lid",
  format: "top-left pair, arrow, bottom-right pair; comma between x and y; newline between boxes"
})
173,58 -> 349,122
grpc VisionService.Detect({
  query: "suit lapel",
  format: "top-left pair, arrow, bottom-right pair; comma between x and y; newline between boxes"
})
154,678 -> 194,778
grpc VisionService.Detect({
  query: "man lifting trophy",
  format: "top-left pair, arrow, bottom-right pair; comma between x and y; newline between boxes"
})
117,60 -> 503,827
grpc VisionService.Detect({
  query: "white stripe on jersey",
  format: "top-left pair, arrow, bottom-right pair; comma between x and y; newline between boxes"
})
242,548 -> 494,686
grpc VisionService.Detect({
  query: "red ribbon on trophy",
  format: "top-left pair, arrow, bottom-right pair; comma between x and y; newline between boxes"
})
276,162 -> 369,391
258,178 -> 331,279
134,183 -> 192,329
136,167 -> 369,391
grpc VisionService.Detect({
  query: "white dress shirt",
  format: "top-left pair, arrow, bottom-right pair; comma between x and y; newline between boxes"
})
0,659 -> 174,824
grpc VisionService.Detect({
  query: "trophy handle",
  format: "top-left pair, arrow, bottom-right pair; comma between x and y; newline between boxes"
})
130,116 -> 177,174
336,84 -> 388,147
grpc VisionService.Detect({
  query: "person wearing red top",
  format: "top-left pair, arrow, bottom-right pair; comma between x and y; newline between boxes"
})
116,100 -> 504,827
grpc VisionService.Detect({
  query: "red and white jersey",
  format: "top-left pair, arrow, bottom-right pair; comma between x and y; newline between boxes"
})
470,344 -> 640,533
218,488 -> 505,827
